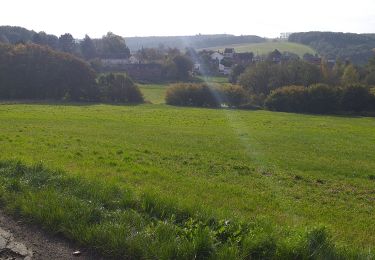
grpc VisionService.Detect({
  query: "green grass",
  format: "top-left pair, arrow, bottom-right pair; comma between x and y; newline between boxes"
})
201,41 -> 316,57
138,84 -> 169,104
0,103 -> 374,258
197,76 -> 229,84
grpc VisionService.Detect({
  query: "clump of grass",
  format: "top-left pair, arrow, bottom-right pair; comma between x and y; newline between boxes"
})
0,160 -> 370,259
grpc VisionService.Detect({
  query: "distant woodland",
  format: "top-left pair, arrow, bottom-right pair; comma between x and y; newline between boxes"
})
289,31 -> 375,64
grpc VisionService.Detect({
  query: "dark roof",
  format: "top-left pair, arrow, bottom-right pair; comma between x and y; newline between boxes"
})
224,48 -> 235,53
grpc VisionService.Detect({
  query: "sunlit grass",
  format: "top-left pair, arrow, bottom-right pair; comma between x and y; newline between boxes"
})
138,84 -> 169,104
201,41 -> 316,57
0,103 -> 374,257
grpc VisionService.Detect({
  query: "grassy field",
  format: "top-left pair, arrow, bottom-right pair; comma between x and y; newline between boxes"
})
0,102 -> 374,258
200,41 -> 316,57
138,84 -> 169,104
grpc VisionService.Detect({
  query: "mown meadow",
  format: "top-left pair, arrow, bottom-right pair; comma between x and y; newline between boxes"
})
0,99 -> 374,258
199,41 -> 316,57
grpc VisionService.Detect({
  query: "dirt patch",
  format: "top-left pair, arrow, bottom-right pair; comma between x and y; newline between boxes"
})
0,209 -> 102,260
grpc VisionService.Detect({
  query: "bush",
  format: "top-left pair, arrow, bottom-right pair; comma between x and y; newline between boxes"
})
165,83 -> 220,107
165,84 -> 251,108
98,73 -> 144,103
265,84 -> 375,114
341,85 -> 371,112
265,86 -> 308,112
219,85 -> 250,107
306,84 -> 340,113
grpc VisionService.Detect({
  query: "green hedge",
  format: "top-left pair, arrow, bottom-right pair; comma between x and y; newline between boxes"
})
265,84 -> 374,114
165,83 -> 251,108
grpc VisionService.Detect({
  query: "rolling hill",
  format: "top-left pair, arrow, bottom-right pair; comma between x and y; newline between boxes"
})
125,34 -> 266,51
199,41 -> 316,57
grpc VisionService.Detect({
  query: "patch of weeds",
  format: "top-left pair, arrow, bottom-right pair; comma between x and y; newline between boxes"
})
232,164 -> 253,175
108,161 -> 117,167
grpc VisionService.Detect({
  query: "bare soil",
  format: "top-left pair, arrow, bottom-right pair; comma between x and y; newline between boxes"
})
0,209 -> 102,260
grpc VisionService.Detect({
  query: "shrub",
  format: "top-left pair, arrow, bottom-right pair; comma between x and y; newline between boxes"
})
219,85 -> 250,107
165,84 -> 251,108
98,73 -> 144,103
264,83 -> 375,114
340,85 -> 371,112
265,86 -> 308,112
165,83 -> 220,107
306,84 -> 340,113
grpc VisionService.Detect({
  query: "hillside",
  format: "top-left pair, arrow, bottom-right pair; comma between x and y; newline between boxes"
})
124,34 -> 266,51
198,41 -> 316,57
289,31 -> 375,64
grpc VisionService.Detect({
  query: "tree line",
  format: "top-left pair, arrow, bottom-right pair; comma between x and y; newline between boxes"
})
289,32 -> 375,65
235,52 -> 375,114
0,26 -> 131,60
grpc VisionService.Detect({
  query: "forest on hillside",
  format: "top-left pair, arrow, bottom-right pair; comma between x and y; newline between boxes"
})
289,31 -> 375,64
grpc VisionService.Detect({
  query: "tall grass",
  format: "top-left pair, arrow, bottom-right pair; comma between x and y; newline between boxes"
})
0,160 -> 371,259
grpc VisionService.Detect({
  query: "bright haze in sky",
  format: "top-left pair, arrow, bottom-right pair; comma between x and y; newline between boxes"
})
1,0 -> 375,38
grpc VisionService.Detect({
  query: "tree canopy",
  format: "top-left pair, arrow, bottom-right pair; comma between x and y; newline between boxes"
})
0,43 -> 97,100
289,32 -> 375,65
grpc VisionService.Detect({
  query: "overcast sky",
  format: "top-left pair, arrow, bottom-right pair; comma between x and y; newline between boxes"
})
1,0 -> 375,38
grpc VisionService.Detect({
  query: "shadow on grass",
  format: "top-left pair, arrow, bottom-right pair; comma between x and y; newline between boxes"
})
0,99 -> 144,107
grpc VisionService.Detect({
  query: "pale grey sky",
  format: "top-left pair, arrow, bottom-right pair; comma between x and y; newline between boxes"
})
1,0 -> 375,38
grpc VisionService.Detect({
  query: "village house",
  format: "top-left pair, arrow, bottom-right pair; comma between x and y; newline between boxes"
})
208,48 -> 254,75
303,54 -> 321,65
210,51 -> 224,62
233,52 -> 254,66
252,55 -> 264,63
206,48 -> 254,75
223,48 -> 235,58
